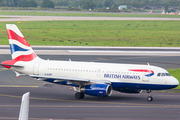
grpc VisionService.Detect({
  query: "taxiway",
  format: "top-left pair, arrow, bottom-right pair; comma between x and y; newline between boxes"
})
0,53 -> 180,120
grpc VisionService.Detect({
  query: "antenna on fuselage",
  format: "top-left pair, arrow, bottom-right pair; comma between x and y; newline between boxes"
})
69,58 -> 71,62
147,63 -> 150,66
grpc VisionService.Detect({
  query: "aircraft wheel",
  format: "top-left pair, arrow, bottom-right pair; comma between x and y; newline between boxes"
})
75,92 -> 84,99
147,96 -> 153,102
81,93 -> 84,99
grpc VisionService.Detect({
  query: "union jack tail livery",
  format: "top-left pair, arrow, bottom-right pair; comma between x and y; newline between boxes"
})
1,24 -> 37,68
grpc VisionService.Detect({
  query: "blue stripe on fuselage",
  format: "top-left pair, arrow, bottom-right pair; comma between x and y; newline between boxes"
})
43,79 -> 177,90
111,82 -> 178,90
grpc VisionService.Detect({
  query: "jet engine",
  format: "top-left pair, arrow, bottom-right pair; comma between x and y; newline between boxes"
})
80,84 -> 112,97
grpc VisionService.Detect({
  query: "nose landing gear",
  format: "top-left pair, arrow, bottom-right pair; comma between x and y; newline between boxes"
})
147,90 -> 153,102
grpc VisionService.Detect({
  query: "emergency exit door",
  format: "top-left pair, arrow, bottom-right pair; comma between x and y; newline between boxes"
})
33,62 -> 40,75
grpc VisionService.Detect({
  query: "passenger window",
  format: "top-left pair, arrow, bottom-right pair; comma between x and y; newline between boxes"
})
157,73 -> 161,76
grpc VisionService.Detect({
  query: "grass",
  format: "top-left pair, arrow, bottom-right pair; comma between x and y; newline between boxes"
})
0,20 -> 180,46
0,11 -> 180,18
168,69 -> 180,89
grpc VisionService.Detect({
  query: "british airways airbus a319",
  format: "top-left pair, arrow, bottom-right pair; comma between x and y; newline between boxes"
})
1,24 -> 179,101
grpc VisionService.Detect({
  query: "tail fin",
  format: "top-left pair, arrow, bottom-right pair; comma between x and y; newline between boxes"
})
7,24 -> 37,60
1,24 -> 37,68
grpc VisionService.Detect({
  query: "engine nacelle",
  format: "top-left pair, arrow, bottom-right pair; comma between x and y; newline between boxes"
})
81,84 -> 112,97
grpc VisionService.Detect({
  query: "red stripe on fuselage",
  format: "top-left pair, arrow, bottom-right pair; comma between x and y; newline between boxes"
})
129,69 -> 154,73
1,53 -> 36,69
7,29 -> 30,47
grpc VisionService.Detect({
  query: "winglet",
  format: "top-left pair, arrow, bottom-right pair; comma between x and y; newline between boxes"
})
18,92 -> 30,120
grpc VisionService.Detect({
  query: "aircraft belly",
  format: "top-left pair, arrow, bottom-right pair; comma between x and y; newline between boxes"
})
112,82 -> 178,90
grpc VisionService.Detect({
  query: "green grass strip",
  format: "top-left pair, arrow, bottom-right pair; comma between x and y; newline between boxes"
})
0,20 -> 180,47
0,11 -> 180,18
168,69 -> 180,89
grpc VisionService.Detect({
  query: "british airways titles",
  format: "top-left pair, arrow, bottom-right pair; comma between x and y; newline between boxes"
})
104,74 -> 141,80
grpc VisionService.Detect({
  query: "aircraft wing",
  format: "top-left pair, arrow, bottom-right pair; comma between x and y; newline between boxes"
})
29,75 -> 111,85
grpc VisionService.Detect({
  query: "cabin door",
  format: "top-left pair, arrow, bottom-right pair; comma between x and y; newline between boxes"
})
33,62 -> 40,75
142,68 -> 150,82
97,69 -> 101,77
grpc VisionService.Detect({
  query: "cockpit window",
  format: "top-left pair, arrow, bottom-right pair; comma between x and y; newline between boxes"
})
157,73 -> 171,77
165,73 -> 171,76
161,73 -> 165,76
157,73 -> 161,76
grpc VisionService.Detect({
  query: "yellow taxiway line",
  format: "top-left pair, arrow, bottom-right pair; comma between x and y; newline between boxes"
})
0,93 -> 180,108
0,85 -> 39,87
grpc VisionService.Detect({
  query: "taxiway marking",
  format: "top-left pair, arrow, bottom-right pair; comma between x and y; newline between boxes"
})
0,85 -> 39,87
0,93 -> 180,108
0,68 -> 8,71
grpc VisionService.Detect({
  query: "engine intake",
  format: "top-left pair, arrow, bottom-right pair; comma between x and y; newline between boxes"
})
81,84 -> 112,97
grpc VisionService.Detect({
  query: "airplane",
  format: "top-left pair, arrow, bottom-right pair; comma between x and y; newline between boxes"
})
19,92 -> 29,120
1,24 -> 179,101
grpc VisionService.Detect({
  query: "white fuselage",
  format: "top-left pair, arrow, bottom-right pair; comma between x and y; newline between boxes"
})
13,57 -> 179,91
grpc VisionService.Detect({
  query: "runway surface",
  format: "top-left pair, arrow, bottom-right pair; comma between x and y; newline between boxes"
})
1,45 -> 180,56
0,52 -> 180,120
0,86 -> 180,120
1,15 -> 180,21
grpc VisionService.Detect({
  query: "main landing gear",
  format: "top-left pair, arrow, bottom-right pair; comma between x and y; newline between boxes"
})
147,90 -> 153,102
75,92 -> 84,99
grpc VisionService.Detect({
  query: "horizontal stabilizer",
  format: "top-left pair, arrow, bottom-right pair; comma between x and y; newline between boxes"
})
0,64 -> 24,68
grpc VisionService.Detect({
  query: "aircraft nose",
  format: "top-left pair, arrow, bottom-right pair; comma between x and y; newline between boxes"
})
171,77 -> 179,86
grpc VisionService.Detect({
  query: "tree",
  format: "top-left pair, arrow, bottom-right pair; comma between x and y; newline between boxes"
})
3,0 -> 15,7
103,0 -> 111,8
13,0 -> 19,7
97,2 -> 103,8
165,5 -> 168,13
41,0 -> 54,8
112,3 -> 118,9
82,0 -> 95,9
0,0 -> 4,6
19,0 -> 29,7
28,0 -> 37,7
78,0 -> 86,7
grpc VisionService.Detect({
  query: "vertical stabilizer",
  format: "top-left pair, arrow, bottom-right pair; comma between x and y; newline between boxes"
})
1,24 -> 37,69
6,24 -> 37,60
18,92 -> 30,120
